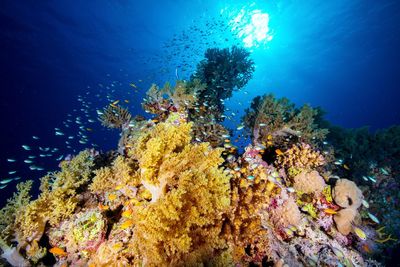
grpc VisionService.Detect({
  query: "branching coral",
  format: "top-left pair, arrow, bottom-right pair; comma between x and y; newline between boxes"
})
99,104 -> 132,129
191,46 -> 255,116
243,94 -> 329,146
275,142 -> 325,179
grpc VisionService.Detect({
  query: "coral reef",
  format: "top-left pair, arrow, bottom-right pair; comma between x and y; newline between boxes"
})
1,49 -> 397,266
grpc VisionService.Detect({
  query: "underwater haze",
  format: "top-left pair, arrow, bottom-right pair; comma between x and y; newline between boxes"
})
0,0 -> 400,266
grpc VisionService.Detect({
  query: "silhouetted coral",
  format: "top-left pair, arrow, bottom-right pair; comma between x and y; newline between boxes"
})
191,46 -> 255,117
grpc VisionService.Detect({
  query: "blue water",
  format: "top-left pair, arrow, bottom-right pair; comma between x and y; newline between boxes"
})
0,0 -> 399,204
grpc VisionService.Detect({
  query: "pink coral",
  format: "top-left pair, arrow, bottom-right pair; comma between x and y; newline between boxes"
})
269,192 -> 301,228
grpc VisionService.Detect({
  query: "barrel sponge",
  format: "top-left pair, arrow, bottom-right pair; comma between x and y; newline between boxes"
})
293,170 -> 326,194
333,207 -> 357,235
332,179 -> 363,209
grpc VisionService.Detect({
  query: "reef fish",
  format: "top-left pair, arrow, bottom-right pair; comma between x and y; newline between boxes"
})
120,219 -> 134,230
49,247 -> 68,257
353,226 -> 367,241
0,178 -> 13,184
22,145 -> 31,150
367,213 -> 380,224
323,208 -> 337,215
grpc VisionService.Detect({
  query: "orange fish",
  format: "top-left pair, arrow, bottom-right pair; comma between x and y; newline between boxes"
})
362,243 -> 372,253
120,219 -> 134,230
323,208 -> 338,215
275,149 -> 284,156
49,247 -> 67,257
98,203 -> 109,211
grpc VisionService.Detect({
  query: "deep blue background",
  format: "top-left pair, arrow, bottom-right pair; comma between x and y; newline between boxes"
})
0,0 -> 400,204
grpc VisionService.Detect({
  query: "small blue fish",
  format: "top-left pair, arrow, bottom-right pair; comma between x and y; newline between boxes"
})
24,160 -> 33,164
8,171 -> 16,175
0,178 -> 13,184
380,168 -> 389,176
22,145 -> 31,151
7,158 -> 16,162
32,136 -> 40,140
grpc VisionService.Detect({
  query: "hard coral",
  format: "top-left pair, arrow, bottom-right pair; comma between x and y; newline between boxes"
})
293,170 -> 326,194
276,142 -> 325,178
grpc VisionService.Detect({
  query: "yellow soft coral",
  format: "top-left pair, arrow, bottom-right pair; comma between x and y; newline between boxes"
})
90,156 -> 140,194
125,118 -> 231,265
14,150 -> 94,256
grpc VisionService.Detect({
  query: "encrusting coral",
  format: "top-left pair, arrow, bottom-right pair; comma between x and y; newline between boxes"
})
293,170 -> 326,194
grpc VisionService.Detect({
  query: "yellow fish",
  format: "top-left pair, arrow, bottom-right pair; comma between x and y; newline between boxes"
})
353,226 -> 367,240
124,99 -> 130,103
267,134 -> 273,140
129,83 -> 137,88
343,164 -> 350,170
120,219 -> 134,230
122,209 -> 133,218
49,247 -> 67,257
112,100 -> 120,105
323,208 -> 337,215
275,149 -> 284,156
108,194 -> 117,201
86,128 -> 93,132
